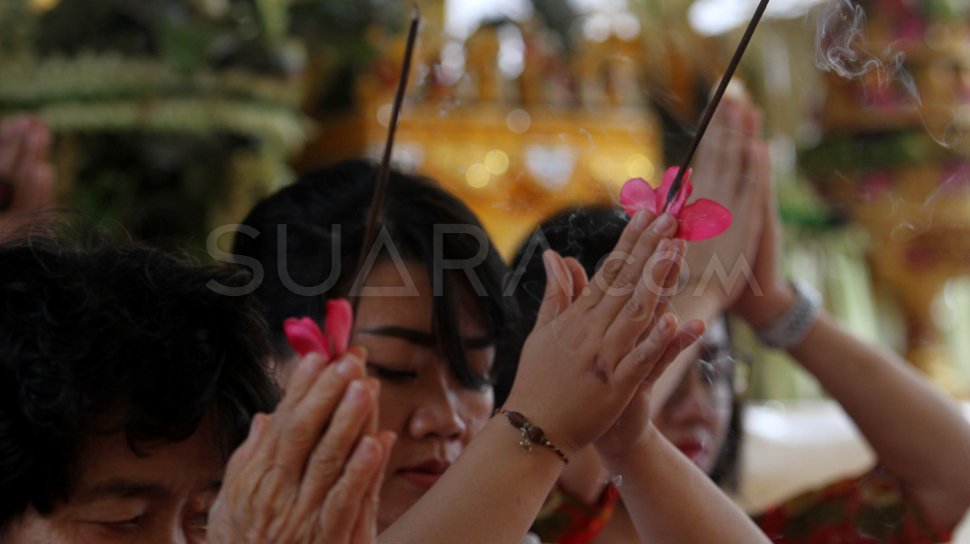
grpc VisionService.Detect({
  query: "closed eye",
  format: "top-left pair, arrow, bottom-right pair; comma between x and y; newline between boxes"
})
368,363 -> 419,383
91,515 -> 143,532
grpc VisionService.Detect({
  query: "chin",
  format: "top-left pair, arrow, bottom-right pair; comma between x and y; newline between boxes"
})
378,478 -> 425,533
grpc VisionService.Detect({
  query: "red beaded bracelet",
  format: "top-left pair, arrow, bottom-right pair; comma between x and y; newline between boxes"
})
496,408 -> 569,464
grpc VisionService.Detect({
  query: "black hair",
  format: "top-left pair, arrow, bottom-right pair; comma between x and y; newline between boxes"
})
232,158 -> 519,390
507,205 -> 744,490
0,237 -> 279,527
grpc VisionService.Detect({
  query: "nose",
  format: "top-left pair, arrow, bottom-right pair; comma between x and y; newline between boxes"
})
665,371 -> 718,424
408,369 -> 469,441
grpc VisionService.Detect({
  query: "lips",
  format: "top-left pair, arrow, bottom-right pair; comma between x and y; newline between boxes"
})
674,440 -> 706,464
397,459 -> 451,489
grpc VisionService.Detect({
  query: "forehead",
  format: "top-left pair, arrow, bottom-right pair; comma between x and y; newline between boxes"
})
71,420 -> 224,501
353,260 -> 488,334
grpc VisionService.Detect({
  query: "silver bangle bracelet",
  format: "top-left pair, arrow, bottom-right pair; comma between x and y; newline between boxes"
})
755,280 -> 822,350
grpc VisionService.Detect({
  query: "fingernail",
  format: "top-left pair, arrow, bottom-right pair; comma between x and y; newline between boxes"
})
348,380 -> 368,404
347,345 -> 367,361
658,314 -> 674,332
250,413 -> 265,438
542,250 -> 561,283
657,239 -> 671,253
633,210 -> 649,230
653,214 -> 676,234
337,357 -> 357,377
301,353 -> 324,374
357,436 -> 379,463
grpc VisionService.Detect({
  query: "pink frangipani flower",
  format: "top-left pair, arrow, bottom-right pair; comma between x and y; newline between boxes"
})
620,167 -> 732,241
283,298 -> 354,361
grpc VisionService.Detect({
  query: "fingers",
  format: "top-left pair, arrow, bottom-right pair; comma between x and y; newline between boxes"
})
277,352 -> 327,409
561,256 -> 588,301
717,101 -> 745,194
600,239 -> 684,363
643,319 -> 706,385
269,351 -> 366,470
350,431 -> 396,544
0,117 -> 30,178
297,378 -> 377,511
224,413 -> 269,477
586,213 -> 677,320
23,163 -> 54,211
614,312 -> 679,388
317,435 -> 386,543
533,250 -> 573,328
584,209 -> 654,300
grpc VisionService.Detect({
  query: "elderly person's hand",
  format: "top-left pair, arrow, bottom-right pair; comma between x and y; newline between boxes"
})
0,116 -> 54,240
209,348 -> 395,544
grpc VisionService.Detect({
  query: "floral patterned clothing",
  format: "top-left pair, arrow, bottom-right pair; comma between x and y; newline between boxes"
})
534,467 -> 954,544
753,467 -> 953,543
531,484 -> 620,544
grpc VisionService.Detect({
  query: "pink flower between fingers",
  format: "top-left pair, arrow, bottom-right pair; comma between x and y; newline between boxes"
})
324,299 -> 352,356
283,298 -> 354,361
619,167 -> 732,241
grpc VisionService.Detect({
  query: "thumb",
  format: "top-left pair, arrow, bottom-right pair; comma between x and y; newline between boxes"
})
534,250 -> 571,328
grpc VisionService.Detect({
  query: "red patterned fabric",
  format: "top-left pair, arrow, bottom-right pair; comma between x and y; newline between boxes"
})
532,484 -> 620,544
753,467 -> 954,543
535,467 -> 954,543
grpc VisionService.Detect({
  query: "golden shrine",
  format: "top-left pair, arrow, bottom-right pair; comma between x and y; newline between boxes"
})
299,5 -> 663,256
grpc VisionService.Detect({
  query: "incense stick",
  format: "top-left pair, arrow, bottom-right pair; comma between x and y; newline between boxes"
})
664,0 -> 771,211
352,6 -> 420,301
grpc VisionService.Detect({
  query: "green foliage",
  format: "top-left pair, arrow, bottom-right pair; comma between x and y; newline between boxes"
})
0,0 -> 307,250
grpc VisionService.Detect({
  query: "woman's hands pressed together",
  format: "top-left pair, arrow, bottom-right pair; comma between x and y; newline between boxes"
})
504,211 -> 703,455
210,348 -> 395,544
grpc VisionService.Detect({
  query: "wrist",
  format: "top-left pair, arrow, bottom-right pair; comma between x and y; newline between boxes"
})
751,281 -> 822,350
596,423 -> 660,473
495,408 -> 572,465
739,283 -> 796,329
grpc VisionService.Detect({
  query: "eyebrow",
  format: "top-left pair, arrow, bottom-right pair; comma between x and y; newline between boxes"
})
76,479 -> 221,502
359,326 -> 494,349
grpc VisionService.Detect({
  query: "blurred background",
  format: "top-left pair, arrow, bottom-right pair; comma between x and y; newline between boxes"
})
2,0 -> 970,522
0,0 -> 970,399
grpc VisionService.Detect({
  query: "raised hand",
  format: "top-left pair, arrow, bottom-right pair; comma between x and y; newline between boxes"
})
503,211 -> 700,454
209,349 -> 394,544
686,89 -> 771,306
0,116 -> 55,240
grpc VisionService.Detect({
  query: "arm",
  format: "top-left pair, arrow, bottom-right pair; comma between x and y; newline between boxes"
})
592,295 -> 769,544
601,426 -> 770,544
559,93 -> 770,507
732,184 -> 970,529
381,213 -> 698,544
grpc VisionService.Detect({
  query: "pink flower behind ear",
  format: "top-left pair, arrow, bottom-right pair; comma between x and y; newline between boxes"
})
619,167 -> 732,241
325,299 -> 353,357
283,317 -> 330,359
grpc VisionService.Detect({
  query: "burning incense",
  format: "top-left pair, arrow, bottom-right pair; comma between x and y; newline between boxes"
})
352,6 -> 420,301
664,0 -> 771,211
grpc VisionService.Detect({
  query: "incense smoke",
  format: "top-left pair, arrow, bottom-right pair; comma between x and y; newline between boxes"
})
814,0 -> 918,104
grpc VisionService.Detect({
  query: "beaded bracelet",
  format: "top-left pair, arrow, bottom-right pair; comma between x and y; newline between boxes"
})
496,408 -> 569,464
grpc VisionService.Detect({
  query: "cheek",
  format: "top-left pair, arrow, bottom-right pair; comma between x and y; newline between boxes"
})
377,387 -> 412,435
712,403 -> 733,441
459,388 -> 494,439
